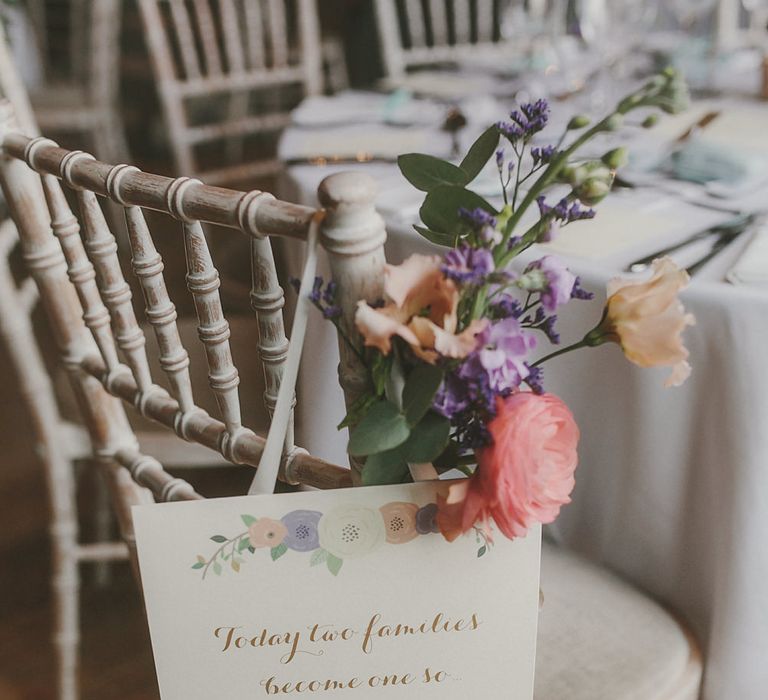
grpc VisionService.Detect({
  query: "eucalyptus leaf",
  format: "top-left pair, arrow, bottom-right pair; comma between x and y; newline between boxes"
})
348,400 -> 410,456
402,365 -> 444,426
271,543 -> 288,561
420,185 -> 498,236
326,554 -> 343,576
398,153 -> 469,192
413,225 -> 456,247
460,125 -> 500,181
361,449 -> 411,486
400,411 -> 450,463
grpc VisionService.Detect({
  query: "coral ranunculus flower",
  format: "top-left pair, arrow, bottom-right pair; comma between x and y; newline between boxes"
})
595,257 -> 695,387
354,254 -> 486,362
437,393 -> 579,541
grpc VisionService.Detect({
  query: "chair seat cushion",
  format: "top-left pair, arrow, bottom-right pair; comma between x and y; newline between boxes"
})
535,544 -> 702,700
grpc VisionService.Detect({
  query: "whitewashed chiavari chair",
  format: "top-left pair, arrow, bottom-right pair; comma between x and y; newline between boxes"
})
138,0 -> 322,187
374,0 -> 538,79
23,0 -> 129,163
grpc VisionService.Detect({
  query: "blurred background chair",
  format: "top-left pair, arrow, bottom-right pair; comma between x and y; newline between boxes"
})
138,0 -> 322,188
22,0 -> 129,163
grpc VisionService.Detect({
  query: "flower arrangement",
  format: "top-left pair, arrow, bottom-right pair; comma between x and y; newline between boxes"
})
308,69 -> 694,545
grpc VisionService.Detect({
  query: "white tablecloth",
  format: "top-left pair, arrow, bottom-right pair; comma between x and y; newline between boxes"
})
279,92 -> 768,699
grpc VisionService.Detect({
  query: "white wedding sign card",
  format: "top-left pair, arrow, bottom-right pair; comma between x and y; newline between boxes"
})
133,481 -> 541,699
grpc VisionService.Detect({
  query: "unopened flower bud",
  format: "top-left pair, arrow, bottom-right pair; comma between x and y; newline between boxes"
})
567,115 -> 590,130
575,178 -> 611,205
642,114 -> 659,129
603,113 -> 624,131
602,147 -> 628,169
565,165 -> 588,187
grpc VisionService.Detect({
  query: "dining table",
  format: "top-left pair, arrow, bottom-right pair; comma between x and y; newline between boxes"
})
276,60 -> 768,700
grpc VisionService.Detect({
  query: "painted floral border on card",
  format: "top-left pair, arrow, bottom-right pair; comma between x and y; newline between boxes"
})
192,498 -> 493,578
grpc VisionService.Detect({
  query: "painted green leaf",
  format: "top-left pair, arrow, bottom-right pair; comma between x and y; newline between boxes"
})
348,400 -> 410,457
191,561 -> 204,570
231,559 -> 240,572
413,225 -> 456,248
400,411 -> 451,463
402,365 -> 444,427
477,545 -> 487,558
271,543 -> 288,561
238,537 -> 251,552
398,153 -> 469,192
210,535 -> 227,543
310,549 -> 328,567
361,449 -> 410,486
326,554 -> 343,576
420,185 -> 498,237
240,514 -> 257,527
213,561 -> 222,576
460,125 -> 500,181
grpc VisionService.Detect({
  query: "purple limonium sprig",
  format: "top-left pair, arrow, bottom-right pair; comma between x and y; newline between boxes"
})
531,145 -> 557,166
469,317 -> 537,395
571,276 -> 594,300
497,99 -> 550,143
488,292 -> 524,320
458,206 -> 497,231
291,275 -> 342,319
536,196 -> 596,224
521,256 -> 577,312
525,365 -> 545,394
441,243 -> 494,286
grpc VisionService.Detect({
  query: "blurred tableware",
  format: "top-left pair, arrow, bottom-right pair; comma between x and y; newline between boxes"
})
442,107 -> 468,159
625,212 -> 756,272
726,215 -> 768,283
686,219 -> 756,274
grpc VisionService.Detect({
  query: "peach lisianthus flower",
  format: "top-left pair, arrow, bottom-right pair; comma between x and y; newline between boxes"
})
593,257 -> 695,387
248,518 -> 288,548
354,254 -> 486,363
437,393 -> 579,541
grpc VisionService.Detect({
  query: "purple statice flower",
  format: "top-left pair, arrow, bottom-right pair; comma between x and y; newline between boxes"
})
496,149 -> 505,169
488,292 -> 523,320
415,503 -> 440,534
536,196 -> 596,224
465,317 -> 537,396
497,99 -> 550,142
531,145 -> 557,166
539,315 -> 560,344
292,276 -> 342,319
456,417 -> 493,449
281,510 -> 321,551
322,280 -> 337,305
441,243 -> 494,286
479,224 -> 502,247
458,207 -> 497,231
522,256 -> 577,312
433,373 -> 471,419
571,276 -> 594,300
310,276 -> 323,303
507,235 -> 523,250
525,365 -> 545,394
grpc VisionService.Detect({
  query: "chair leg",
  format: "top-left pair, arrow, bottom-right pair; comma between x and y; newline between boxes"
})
92,468 -> 113,588
49,472 -> 80,700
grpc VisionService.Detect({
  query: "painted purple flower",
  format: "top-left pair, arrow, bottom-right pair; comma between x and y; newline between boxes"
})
441,243 -> 494,285
415,503 -> 440,534
522,256 -> 577,312
280,510 -> 321,551
497,99 -> 550,142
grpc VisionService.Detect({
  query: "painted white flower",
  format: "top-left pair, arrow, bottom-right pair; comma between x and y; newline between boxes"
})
318,504 -> 386,559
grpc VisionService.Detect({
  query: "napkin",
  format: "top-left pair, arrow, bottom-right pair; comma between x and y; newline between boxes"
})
727,222 -> 768,286
380,71 -> 497,101
282,126 -> 436,161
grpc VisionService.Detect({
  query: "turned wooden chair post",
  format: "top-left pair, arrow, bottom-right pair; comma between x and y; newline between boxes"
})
318,172 -> 387,481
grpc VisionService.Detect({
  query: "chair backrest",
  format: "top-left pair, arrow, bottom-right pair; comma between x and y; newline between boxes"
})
374,0 -> 535,78
0,108 -> 386,570
24,0 -> 122,111
138,0 -> 322,185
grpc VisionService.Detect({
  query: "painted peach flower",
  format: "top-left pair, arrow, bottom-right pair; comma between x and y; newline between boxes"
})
592,257 -> 695,387
248,518 -> 288,548
379,502 -> 419,544
437,393 -> 579,541
354,254 -> 486,363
